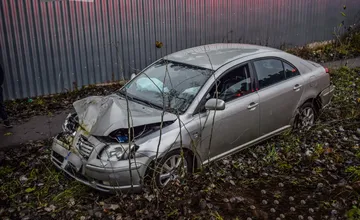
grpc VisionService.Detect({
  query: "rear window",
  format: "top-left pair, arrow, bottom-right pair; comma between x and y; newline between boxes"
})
253,59 -> 285,89
284,62 -> 300,78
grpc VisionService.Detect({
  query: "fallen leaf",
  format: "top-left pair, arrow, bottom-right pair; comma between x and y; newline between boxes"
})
19,175 -> 28,182
144,194 -> 155,202
155,41 -> 163,48
68,198 -> 75,206
44,205 -> 56,212
109,204 -> 120,210
324,148 -> 333,154
25,187 -> 36,193
4,132 -> 12,136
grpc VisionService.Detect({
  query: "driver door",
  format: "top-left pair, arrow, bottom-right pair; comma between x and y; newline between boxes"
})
196,63 -> 260,162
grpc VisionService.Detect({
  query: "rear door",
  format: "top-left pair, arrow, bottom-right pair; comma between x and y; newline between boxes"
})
252,58 -> 304,136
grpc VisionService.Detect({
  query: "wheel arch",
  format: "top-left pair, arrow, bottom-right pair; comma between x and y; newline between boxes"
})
291,95 -> 322,127
143,144 -> 200,179
302,96 -> 322,111
162,145 -> 200,171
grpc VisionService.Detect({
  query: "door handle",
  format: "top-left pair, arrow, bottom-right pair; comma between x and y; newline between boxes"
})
247,102 -> 259,110
293,84 -> 302,90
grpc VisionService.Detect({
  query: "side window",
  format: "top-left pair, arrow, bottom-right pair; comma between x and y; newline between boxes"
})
208,64 -> 253,103
253,59 -> 285,89
283,62 -> 300,79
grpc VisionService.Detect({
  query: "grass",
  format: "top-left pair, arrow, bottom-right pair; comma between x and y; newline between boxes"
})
4,83 -> 125,122
286,26 -> 360,63
347,205 -> 360,220
345,166 -> 360,182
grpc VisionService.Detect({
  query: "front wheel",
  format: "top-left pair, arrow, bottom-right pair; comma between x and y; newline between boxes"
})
153,149 -> 194,189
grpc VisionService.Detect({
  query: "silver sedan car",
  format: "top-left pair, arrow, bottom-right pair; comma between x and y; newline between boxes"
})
50,44 -> 335,193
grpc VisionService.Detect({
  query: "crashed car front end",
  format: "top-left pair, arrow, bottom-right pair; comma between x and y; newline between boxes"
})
50,95 -> 179,193
50,59 -> 212,193
51,113 -> 148,193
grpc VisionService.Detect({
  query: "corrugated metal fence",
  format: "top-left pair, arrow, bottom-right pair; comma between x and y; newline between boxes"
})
0,0 -> 359,100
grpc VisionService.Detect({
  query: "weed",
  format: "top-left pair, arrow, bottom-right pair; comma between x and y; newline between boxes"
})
356,151 -> 360,159
314,143 -> 325,157
274,192 -> 282,199
51,183 -> 87,204
0,179 -> 21,199
265,145 -> 279,163
291,179 -> 299,185
277,162 -> 293,171
167,209 -> 179,217
34,98 -> 45,106
34,167 -> 62,199
320,201 -> 332,209
210,211 -> 224,220
347,205 -> 360,220
29,168 -> 39,180
25,186 -> 36,193
286,23 -> 360,62
333,153 -> 345,164
0,166 -> 15,177
345,166 -> 360,182
313,167 -> 324,174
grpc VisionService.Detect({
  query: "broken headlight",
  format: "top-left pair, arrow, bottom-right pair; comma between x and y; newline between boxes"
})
99,144 -> 139,161
62,113 -> 79,136
100,145 -> 125,161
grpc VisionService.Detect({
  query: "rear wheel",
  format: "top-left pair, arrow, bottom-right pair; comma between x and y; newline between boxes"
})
295,102 -> 318,130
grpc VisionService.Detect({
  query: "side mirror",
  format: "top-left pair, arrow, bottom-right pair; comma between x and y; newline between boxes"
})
131,73 -> 136,80
205,98 -> 225,111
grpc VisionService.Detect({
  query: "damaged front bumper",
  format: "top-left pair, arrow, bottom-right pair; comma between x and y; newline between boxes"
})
50,133 -> 149,193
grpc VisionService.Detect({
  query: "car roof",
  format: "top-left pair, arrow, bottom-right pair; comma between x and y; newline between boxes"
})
165,43 -> 281,70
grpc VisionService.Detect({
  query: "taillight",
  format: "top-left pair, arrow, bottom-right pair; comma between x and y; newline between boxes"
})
325,67 -> 329,73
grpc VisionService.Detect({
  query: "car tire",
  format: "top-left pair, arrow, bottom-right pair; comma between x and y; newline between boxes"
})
295,101 -> 318,130
151,149 -> 194,189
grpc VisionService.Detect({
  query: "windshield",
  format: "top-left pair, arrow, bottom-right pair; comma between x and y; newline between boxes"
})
120,60 -> 213,113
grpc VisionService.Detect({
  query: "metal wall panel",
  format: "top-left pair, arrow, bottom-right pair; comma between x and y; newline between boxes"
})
0,0 -> 359,100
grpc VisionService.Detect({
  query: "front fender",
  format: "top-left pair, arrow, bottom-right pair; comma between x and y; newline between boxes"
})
135,126 -> 201,168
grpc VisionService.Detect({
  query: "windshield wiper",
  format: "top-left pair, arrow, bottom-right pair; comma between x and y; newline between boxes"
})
133,96 -> 163,109
116,90 -> 127,98
119,91 -> 164,110
117,90 -> 176,113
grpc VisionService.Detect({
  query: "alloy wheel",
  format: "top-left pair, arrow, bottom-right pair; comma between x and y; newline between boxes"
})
159,154 -> 187,187
299,107 -> 315,128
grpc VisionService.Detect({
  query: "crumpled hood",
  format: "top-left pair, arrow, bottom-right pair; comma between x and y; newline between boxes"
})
73,94 -> 178,136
